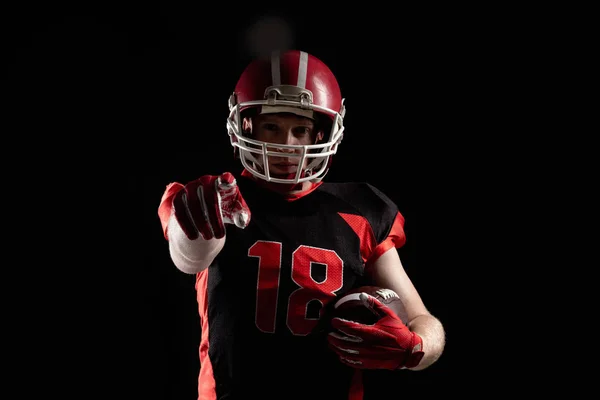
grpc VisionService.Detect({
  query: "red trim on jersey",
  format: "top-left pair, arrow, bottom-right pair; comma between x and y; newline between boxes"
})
370,212 -> 406,263
348,369 -> 364,400
338,213 -> 376,267
158,182 -> 184,240
240,169 -> 323,201
196,270 -> 216,400
338,211 -> 406,272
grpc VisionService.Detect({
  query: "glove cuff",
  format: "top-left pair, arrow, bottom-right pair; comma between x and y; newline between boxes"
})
402,332 -> 425,369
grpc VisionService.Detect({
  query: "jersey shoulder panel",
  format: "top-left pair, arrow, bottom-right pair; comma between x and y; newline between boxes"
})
318,182 -> 401,245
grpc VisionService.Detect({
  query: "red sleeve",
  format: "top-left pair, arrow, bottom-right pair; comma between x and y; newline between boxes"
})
157,182 -> 184,240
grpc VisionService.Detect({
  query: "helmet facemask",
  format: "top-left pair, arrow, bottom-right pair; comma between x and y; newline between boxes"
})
226,85 -> 346,185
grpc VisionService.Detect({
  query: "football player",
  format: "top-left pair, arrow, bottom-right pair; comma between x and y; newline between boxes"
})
158,50 -> 445,400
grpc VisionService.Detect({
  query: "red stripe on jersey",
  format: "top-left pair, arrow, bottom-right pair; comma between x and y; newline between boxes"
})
337,213 -> 376,267
348,369 -> 364,400
369,212 -> 407,264
196,270 -> 216,400
158,182 -> 184,240
339,211 -> 406,272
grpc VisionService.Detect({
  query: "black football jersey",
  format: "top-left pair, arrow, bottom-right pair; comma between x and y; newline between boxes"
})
194,173 -> 407,400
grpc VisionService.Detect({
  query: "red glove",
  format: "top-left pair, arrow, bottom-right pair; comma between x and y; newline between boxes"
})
167,172 -> 250,240
327,292 -> 424,370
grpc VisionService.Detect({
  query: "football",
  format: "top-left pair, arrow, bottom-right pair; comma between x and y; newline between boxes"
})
333,286 -> 408,325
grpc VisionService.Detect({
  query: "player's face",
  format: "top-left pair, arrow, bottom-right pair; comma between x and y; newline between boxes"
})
252,113 -> 323,175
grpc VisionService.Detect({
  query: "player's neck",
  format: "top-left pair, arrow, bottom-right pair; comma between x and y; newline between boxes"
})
260,179 -> 311,195
266,180 -> 322,201
241,169 -> 321,201
282,180 -> 313,193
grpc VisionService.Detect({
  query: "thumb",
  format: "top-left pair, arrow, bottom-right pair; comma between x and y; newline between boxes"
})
216,173 -> 251,229
359,292 -> 397,319
216,172 -> 237,189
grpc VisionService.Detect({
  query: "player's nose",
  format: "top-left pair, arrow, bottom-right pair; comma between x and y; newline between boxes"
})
268,132 -> 299,153
273,131 -> 298,146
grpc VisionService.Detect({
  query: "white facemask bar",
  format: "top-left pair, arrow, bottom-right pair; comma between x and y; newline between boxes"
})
235,136 -> 339,183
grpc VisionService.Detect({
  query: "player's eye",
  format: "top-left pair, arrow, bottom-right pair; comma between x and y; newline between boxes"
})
292,126 -> 312,136
261,123 -> 279,131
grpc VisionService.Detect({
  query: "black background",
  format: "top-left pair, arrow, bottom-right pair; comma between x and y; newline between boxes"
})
1,2 -> 502,398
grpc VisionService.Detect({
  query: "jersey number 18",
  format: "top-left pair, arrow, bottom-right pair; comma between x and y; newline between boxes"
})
248,240 -> 343,336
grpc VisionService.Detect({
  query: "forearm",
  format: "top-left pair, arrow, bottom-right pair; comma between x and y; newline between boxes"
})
407,314 -> 446,370
167,214 -> 225,274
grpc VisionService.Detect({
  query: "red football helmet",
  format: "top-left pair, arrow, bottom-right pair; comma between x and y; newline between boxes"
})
226,50 -> 346,184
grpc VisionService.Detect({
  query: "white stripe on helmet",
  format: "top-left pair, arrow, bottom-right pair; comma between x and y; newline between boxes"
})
271,51 -> 281,86
297,51 -> 308,88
